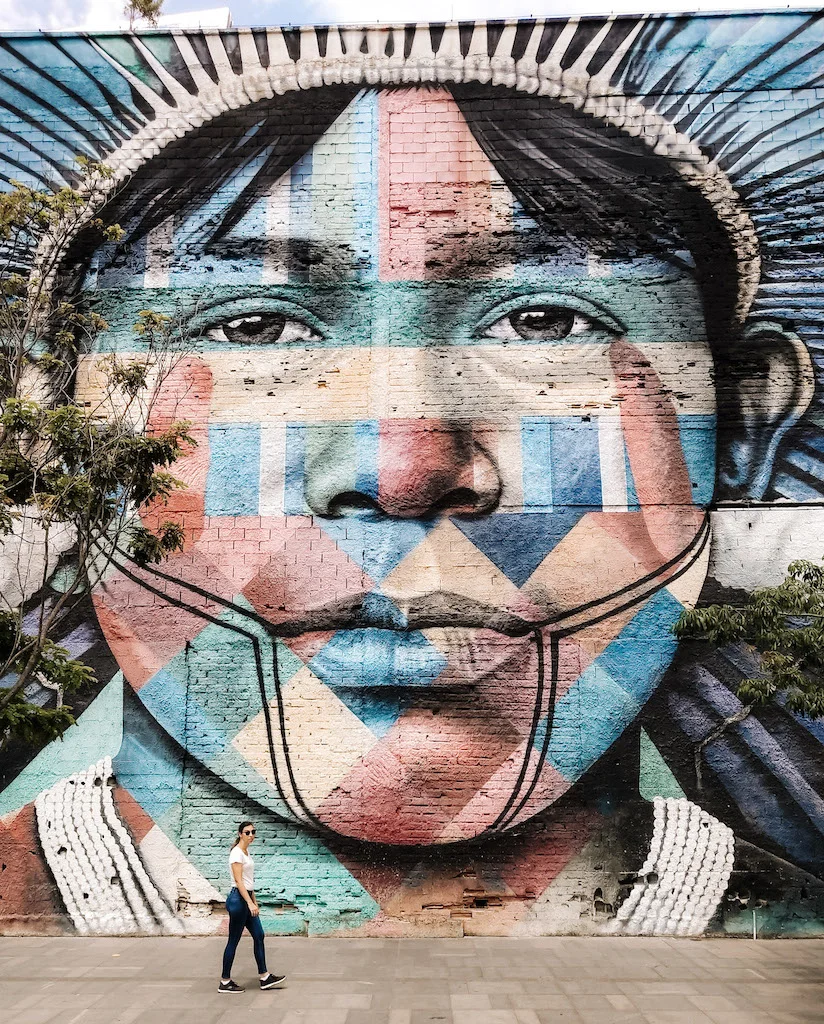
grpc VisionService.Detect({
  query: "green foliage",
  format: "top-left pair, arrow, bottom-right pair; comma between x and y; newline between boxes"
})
124,0 -> 164,28
674,559 -> 824,718
0,162 -> 193,751
129,520 -> 186,568
0,693 -> 78,749
0,608 -> 94,748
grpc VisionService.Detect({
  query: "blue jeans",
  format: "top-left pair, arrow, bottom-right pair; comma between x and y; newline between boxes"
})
222,887 -> 267,979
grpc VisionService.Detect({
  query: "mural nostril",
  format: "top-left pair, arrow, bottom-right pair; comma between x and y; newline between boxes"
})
431,486 -> 487,516
325,491 -> 382,517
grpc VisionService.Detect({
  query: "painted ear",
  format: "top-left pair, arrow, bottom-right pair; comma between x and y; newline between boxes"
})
718,320 -> 815,500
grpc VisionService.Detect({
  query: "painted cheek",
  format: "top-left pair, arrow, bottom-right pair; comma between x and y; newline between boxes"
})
611,337 -> 713,560
140,356 -> 214,549
512,338 -> 714,621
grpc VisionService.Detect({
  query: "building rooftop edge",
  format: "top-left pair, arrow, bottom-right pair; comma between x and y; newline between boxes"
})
0,8 -> 822,38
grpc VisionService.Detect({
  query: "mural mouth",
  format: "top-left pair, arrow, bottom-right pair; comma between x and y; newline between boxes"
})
296,624 -> 538,694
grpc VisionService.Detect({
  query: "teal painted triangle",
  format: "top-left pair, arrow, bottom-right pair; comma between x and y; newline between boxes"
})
639,727 -> 686,801
0,673 -> 124,815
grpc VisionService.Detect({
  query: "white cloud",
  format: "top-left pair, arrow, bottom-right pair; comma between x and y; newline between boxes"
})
292,0 -> 820,26
0,0 -> 124,31
3,0 -> 824,33
303,0 -> 824,23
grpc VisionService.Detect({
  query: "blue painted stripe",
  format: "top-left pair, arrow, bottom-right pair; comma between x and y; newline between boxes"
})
521,417 -> 553,511
677,413 -> 716,506
598,588 -> 682,705
543,662 -> 638,782
283,423 -> 307,514
205,424 -> 261,516
669,691 -> 824,875
785,446 -> 824,479
137,668 -> 228,764
696,674 -> 824,836
772,472 -> 824,502
542,589 -> 683,781
550,416 -> 602,507
355,419 -> 379,500
114,713 -> 184,823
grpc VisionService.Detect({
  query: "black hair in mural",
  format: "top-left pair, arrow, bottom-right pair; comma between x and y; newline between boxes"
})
64,86 -> 360,274
451,83 -> 742,343
68,82 -> 738,341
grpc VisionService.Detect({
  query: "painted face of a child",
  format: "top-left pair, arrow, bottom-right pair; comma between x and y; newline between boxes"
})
81,87 -> 714,845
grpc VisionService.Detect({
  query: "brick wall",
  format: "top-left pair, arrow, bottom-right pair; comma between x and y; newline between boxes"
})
1,15 -> 823,936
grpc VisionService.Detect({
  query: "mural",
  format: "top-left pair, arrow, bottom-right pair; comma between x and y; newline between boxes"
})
1,13 -> 824,937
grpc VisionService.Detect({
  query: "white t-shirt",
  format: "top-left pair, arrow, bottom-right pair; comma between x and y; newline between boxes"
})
229,846 -> 255,890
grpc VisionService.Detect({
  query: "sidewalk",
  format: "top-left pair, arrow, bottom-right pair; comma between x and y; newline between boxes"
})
0,936 -> 822,1024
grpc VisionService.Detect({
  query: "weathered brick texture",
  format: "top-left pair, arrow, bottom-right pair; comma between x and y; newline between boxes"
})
1,15 -> 823,937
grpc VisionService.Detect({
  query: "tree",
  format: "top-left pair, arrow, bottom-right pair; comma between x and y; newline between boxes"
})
673,558 -> 824,786
0,161 -> 193,755
124,0 -> 164,29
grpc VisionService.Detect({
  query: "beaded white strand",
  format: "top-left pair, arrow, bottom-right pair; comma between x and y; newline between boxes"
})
35,758 -> 182,934
610,796 -> 734,936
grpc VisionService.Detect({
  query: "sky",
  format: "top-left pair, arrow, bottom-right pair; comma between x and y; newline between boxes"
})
1,0 -> 823,33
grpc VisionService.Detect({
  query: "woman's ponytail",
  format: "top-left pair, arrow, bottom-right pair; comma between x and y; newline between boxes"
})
231,821 -> 254,849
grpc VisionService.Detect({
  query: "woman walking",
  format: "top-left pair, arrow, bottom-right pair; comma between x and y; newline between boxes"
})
219,822 -> 286,993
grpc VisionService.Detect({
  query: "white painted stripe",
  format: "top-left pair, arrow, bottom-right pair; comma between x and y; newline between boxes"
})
173,34 -> 221,94
594,18 -> 648,84
131,36 -> 193,105
144,216 -> 173,289
542,19 -> 579,74
262,171 -> 291,285
204,33 -> 237,82
569,17 -> 616,77
237,31 -> 263,75
77,343 -> 715,424
86,38 -> 171,115
517,19 -> 546,65
497,424 -> 524,512
598,415 -> 629,512
259,423 -> 287,516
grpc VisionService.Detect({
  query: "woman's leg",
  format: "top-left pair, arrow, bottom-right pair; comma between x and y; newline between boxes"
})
245,910 -> 268,975
221,890 -> 247,980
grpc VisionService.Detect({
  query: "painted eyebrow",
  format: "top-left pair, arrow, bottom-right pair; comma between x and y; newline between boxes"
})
205,237 -> 369,281
202,232 -> 690,280
204,230 -> 586,274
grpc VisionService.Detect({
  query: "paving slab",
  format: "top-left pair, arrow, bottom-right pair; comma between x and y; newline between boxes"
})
0,937 -> 821,1024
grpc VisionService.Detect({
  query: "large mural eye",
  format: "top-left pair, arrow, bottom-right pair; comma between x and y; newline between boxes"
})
205,311 -> 323,344
482,304 -> 618,342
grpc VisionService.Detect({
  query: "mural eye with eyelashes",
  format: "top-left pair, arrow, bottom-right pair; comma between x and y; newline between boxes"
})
482,305 -> 619,342
204,311 -> 323,344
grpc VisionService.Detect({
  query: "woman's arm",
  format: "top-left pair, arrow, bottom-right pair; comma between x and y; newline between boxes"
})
231,861 -> 259,916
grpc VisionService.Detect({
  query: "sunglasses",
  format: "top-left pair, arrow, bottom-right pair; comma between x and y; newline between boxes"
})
243,829 -> 256,835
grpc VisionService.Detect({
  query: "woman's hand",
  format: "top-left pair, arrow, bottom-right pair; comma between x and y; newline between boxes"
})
249,903 -> 260,917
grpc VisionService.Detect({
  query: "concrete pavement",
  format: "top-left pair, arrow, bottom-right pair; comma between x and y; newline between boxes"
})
0,936 -> 822,1024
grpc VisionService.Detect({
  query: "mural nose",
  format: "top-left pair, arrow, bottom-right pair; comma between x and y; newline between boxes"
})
305,420 -> 502,518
